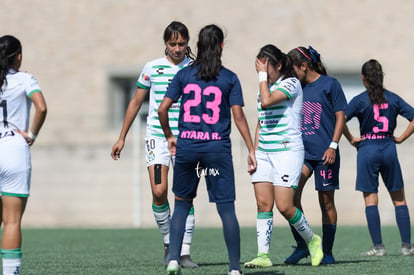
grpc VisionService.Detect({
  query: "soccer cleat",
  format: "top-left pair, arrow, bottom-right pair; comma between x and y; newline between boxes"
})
244,252 -> 272,268
163,244 -> 170,267
228,270 -> 243,275
284,246 -> 309,264
321,254 -> 335,265
179,254 -> 199,268
360,246 -> 386,256
401,245 -> 414,256
166,260 -> 182,275
307,234 -> 323,266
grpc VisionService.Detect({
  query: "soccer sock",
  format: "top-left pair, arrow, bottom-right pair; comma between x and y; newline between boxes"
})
289,224 -> 307,249
365,205 -> 382,246
288,208 -> 313,243
322,224 -> 337,255
181,206 -> 195,256
395,205 -> 411,245
256,212 -> 273,254
216,202 -> 240,271
169,200 -> 192,262
1,248 -> 22,275
152,201 -> 171,244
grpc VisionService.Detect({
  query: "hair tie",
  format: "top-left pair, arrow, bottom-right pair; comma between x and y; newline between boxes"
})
308,45 -> 320,64
296,47 -> 312,62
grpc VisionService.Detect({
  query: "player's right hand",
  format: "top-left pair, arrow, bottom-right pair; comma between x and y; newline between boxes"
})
111,140 -> 125,160
247,150 -> 257,175
167,136 -> 177,156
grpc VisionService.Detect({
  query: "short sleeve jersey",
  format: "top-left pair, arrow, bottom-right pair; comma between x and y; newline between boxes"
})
257,76 -> 303,152
0,70 -> 41,132
301,75 -> 347,160
345,90 -> 414,142
137,56 -> 192,138
165,65 -> 244,153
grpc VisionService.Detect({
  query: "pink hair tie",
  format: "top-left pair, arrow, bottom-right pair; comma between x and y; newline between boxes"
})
296,47 -> 312,62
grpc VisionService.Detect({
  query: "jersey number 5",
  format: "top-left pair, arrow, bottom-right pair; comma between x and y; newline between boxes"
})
373,103 -> 389,133
183,84 -> 222,124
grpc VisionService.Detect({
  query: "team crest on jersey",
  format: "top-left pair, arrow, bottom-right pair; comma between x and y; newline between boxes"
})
141,73 -> 150,81
148,150 -> 155,162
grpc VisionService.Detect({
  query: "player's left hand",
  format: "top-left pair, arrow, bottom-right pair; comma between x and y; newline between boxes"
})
322,148 -> 336,165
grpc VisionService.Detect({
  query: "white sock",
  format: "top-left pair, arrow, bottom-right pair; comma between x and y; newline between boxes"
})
152,202 -> 171,244
289,208 -> 313,243
2,258 -> 21,275
181,213 -> 195,256
256,212 -> 273,254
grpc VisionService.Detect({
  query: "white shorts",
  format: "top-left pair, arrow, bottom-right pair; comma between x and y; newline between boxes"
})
144,136 -> 173,167
0,133 -> 31,197
251,149 -> 304,188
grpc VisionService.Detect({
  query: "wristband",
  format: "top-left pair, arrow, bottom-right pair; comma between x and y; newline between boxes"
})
258,71 -> 267,83
28,131 -> 37,140
329,141 -> 338,150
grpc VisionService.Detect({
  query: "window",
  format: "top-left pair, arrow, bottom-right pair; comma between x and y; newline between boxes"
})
107,68 -> 149,129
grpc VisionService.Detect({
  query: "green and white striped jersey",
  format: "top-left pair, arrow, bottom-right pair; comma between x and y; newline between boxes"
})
137,56 -> 192,138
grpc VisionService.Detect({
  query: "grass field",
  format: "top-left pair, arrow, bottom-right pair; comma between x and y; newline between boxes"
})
20,226 -> 414,274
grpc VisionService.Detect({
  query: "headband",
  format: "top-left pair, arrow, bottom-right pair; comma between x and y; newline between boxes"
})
296,47 -> 312,62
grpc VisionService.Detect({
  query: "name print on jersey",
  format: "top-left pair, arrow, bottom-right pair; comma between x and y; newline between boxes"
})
180,130 -> 221,140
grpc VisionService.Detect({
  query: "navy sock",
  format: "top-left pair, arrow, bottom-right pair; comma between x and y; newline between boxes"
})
365,205 -> 382,246
169,200 -> 192,262
322,224 -> 336,255
395,205 -> 411,245
289,224 -> 307,249
216,202 -> 240,271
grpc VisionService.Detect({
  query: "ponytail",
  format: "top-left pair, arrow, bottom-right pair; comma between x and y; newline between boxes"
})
193,24 -> 224,81
0,35 -> 22,90
362,59 -> 385,105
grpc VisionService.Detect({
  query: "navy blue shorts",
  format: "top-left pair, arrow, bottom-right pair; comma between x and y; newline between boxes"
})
304,152 -> 340,191
172,151 -> 235,203
356,141 -> 403,193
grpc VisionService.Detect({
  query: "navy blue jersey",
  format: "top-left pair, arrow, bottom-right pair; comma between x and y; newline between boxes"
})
345,90 -> 414,142
165,65 -> 244,152
301,75 -> 347,160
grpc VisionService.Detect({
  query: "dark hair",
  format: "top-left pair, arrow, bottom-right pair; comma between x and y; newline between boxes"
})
362,59 -> 385,105
0,35 -> 22,90
288,46 -> 327,75
163,21 -> 194,59
192,24 -> 224,81
257,44 -> 296,80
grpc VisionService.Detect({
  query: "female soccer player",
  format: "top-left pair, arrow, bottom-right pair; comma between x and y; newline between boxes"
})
159,24 -> 256,275
243,45 -> 323,269
110,21 -> 197,268
0,35 -> 47,275
344,59 -> 414,256
285,46 -> 347,265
